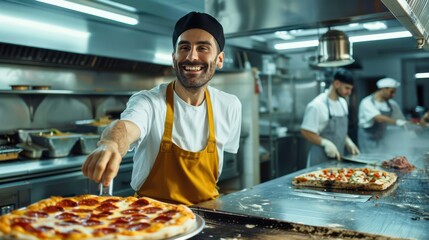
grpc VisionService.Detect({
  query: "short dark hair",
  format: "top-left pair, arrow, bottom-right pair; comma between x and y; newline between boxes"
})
333,68 -> 354,85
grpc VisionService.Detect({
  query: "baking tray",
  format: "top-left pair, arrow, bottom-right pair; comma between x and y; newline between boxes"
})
342,153 -> 397,165
189,208 -> 403,240
170,214 -> 205,240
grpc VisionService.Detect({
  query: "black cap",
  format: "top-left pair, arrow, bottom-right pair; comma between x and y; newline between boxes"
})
172,12 -> 225,51
333,68 -> 354,85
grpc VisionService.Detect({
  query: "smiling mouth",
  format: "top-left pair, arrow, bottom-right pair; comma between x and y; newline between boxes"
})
183,65 -> 204,72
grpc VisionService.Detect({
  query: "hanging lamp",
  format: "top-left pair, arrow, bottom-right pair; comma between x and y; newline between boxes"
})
317,29 -> 354,67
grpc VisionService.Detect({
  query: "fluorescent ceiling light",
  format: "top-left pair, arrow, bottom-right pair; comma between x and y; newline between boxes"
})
415,72 -> 429,78
350,31 -> 411,42
274,40 -> 318,50
37,0 -> 139,25
362,21 -> 387,30
95,0 -> 137,12
274,31 -> 412,50
0,14 -> 90,39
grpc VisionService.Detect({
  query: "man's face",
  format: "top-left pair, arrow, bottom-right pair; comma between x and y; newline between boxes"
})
381,87 -> 396,99
334,80 -> 353,98
172,29 -> 224,89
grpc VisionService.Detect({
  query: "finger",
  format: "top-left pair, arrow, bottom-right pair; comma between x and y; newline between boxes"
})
85,150 -> 104,181
81,154 -> 93,177
102,152 -> 122,186
93,150 -> 112,183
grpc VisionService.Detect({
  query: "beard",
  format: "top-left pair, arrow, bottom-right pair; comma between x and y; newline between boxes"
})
335,88 -> 347,98
173,58 -> 217,89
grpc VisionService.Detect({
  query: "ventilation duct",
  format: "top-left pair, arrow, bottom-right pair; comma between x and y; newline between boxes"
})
317,29 -> 354,67
0,42 -> 170,74
381,0 -> 429,49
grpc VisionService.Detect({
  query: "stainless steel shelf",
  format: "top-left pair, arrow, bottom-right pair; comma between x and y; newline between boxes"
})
0,90 -> 136,96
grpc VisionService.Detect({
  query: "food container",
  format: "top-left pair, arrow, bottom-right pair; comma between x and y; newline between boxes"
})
10,85 -> 30,90
0,146 -> 23,161
31,85 -> 51,90
30,130 -> 80,158
73,133 -> 100,155
16,142 -> 47,159
74,117 -> 112,134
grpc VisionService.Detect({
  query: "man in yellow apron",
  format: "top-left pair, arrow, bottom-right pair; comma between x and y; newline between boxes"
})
82,12 -> 242,205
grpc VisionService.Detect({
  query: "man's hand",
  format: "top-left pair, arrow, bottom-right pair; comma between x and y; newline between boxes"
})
345,137 -> 360,155
82,140 -> 122,186
321,138 -> 340,160
396,119 -> 407,127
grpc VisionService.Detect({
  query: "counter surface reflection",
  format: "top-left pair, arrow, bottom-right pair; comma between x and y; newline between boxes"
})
195,152 -> 429,240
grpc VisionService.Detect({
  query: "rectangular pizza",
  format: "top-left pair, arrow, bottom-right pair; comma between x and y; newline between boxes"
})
292,168 -> 397,191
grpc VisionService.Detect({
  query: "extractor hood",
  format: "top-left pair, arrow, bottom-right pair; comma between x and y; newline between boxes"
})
381,0 -> 429,49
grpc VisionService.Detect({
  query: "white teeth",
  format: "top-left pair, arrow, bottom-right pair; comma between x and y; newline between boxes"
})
184,66 -> 202,71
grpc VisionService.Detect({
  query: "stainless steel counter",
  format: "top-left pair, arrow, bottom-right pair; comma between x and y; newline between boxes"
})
0,152 -> 134,183
194,152 -> 429,239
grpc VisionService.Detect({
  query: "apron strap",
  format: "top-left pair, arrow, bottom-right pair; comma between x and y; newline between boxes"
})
162,81 -> 217,152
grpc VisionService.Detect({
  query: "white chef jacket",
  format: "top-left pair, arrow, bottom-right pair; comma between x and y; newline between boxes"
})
358,95 -> 405,128
121,83 -> 242,191
301,91 -> 349,134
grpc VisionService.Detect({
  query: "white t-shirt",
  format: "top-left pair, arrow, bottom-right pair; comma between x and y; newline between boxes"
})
358,95 -> 405,128
301,91 -> 349,134
121,83 -> 242,191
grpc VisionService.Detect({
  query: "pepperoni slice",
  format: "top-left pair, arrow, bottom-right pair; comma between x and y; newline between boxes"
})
93,227 -> 118,236
127,222 -> 150,231
82,219 -> 103,226
55,212 -> 79,220
96,203 -> 118,212
162,209 -> 179,217
55,220 -> 80,226
43,206 -> 64,213
141,207 -> 162,214
129,214 -> 149,221
153,215 -> 171,223
130,198 -> 150,207
12,222 -> 35,232
101,199 -> 120,204
71,208 -> 93,213
25,211 -> 49,218
79,198 -> 99,206
90,211 -> 113,218
109,218 -> 129,228
121,208 -> 141,214
56,199 -> 78,208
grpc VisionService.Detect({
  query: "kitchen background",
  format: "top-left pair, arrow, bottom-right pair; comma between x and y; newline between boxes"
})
1,0 -> 429,206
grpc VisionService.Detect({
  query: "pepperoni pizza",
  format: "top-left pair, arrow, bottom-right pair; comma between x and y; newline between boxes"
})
0,195 -> 196,239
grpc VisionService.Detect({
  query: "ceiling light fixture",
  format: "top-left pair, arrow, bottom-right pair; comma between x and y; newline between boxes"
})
0,14 -> 90,39
274,40 -> 318,50
36,0 -> 139,25
317,29 -> 354,67
274,30 -> 412,50
415,72 -> 429,78
350,31 -> 411,42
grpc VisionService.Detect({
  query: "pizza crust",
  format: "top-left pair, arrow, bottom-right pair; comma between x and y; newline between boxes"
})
292,168 -> 397,191
0,195 -> 197,240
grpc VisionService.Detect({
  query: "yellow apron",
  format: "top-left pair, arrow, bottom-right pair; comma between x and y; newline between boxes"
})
136,81 -> 219,205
